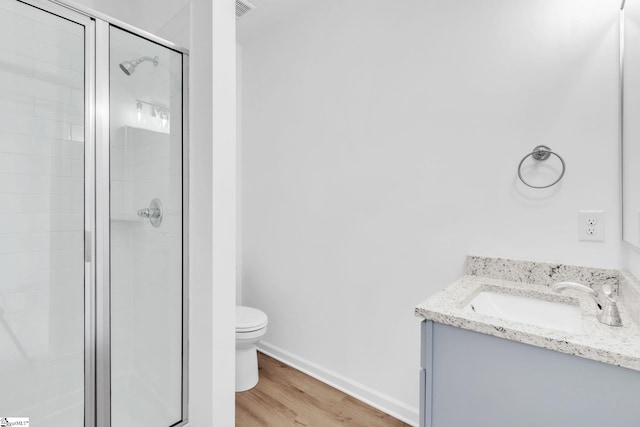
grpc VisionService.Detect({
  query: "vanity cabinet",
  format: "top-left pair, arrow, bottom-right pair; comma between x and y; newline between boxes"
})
419,320 -> 640,427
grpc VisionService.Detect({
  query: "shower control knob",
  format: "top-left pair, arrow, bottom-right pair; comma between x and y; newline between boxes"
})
136,198 -> 163,227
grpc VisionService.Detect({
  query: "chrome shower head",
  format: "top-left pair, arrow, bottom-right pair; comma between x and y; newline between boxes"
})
119,56 -> 159,76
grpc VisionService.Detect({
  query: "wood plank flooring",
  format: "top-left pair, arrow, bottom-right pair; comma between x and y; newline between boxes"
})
235,352 -> 410,427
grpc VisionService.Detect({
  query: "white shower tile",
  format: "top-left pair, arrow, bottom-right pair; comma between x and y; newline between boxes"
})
49,266 -> 83,288
32,137 -> 75,158
5,154 -> 72,176
0,10 -> 32,39
32,117 -> 70,140
0,214 -> 47,233
34,60 -> 84,90
0,174 -> 83,197
51,194 -> 75,214
0,252 -> 35,275
0,233 -> 44,254
0,111 -> 32,135
50,214 -> 83,232
30,77 -> 73,106
132,157 -> 170,182
0,193 -> 55,214
71,52 -> 84,73
0,132 -> 31,155
31,5 -> 81,36
50,176 -> 83,195
0,288 -> 40,311
35,352 -> 83,383
0,89 -> 34,116
71,231 -> 84,249
71,159 -> 83,178
0,173 -> 46,193
48,248 -> 83,268
0,213 -> 82,234
51,232 -> 75,250
49,282 -> 83,307
0,0 -> 34,19
34,21 -> 83,55
65,141 -> 84,159
71,194 -> 84,214
31,34 -> 75,70
34,97 -> 84,126
70,124 -> 84,142
71,89 -> 83,108
0,29 -> 35,59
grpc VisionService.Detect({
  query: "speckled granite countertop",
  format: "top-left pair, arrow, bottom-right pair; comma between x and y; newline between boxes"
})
415,256 -> 640,372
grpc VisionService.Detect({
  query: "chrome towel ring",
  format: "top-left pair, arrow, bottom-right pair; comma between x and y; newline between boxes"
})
517,145 -> 566,189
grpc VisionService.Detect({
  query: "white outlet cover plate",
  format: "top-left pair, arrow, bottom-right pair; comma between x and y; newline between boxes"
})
579,210 -> 605,242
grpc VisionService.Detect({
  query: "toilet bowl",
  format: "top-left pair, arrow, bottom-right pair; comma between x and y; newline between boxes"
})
236,306 -> 268,392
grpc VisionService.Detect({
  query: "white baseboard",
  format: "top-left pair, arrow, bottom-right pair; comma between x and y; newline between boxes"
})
257,341 -> 419,426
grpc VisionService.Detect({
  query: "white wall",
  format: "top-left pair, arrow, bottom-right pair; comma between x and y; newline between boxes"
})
621,0 -> 640,272
237,43 -> 243,306
622,245 -> 640,277
239,0 -> 622,423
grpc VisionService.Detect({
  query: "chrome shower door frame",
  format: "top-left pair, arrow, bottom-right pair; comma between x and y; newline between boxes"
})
94,18 -> 190,427
94,20 -> 190,427
94,19 -> 110,427
14,1 -> 190,426
95,19 -> 190,427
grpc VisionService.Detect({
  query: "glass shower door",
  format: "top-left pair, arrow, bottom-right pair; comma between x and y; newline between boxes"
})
0,1 -> 188,425
0,0 -> 90,425
109,26 -> 186,427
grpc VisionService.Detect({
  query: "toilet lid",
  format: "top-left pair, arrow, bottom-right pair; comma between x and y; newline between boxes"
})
236,306 -> 268,332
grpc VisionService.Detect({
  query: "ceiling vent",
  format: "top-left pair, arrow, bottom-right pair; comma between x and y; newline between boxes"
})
236,0 -> 256,19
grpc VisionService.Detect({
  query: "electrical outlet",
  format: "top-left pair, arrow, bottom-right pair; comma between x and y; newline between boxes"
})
579,211 -> 605,242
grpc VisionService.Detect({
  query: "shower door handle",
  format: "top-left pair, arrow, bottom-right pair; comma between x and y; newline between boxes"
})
85,231 -> 92,263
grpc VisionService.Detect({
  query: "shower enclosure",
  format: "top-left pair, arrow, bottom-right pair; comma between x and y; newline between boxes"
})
0,0 -> 188,426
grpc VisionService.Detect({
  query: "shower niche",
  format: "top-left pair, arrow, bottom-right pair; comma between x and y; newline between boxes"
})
0,1 -> 188,427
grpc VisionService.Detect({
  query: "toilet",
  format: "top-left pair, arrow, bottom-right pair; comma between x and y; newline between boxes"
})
236,305 -> 268,392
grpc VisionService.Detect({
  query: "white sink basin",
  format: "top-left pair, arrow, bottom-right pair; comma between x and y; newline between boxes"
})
464,291 -> 583,333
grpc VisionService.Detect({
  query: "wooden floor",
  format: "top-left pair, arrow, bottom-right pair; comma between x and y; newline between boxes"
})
236,352 -> 409,427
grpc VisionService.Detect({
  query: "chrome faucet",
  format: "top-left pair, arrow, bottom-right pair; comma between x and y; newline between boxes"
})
137,207 -> 162,219
136,198 -> 163,228
552,281 -> 622,327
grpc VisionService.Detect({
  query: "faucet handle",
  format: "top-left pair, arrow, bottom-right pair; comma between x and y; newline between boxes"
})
600,284 -> 622,327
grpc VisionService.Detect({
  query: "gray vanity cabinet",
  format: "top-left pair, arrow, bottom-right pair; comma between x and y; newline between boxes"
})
419,320 -> 640,427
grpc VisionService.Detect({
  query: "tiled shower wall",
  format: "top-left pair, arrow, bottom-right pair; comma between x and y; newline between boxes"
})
0,0 -> 85,425
110,125 -> 182,424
